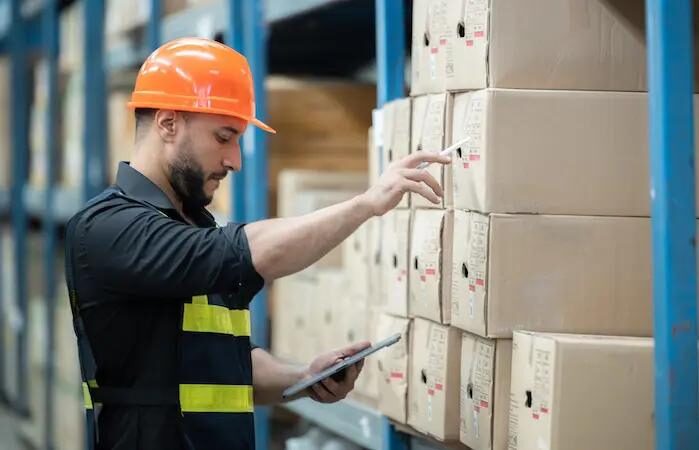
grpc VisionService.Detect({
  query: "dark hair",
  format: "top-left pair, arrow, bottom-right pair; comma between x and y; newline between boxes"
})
134,108 -> 157,140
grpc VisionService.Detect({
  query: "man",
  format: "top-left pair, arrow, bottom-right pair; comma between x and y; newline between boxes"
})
65,37 -> 449,450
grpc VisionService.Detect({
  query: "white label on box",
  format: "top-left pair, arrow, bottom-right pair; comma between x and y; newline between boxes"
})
464,96 -> 485,165
532,348 -> 553,419
508,391 -> 520,450
464,0 -> 488,44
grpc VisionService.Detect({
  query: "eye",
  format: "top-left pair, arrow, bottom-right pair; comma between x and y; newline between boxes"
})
216,134 -> 232,144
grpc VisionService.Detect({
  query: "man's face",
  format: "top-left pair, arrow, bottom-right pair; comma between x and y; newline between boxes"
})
166,112 -> 248,212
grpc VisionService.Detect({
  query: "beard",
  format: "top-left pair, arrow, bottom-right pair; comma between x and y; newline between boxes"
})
167,139 -> 218,215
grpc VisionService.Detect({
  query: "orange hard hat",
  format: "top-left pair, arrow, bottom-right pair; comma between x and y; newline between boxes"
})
128,37 -> 275,133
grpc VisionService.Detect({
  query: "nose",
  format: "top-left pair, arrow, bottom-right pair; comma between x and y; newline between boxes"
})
223,143 -> 242,172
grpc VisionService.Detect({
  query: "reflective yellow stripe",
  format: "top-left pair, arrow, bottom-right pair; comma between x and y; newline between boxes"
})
179,384 -> 253,413
182,304 -> 251,336
82,382 -> 93,410
192,295 -> 208,305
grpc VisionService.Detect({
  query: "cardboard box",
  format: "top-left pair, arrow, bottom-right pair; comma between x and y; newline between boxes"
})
263,77 -> 373,215
367,216 -> 385,310
451,211 -> 656,338
59,2 -> 83,72
381,209 -> 411,317
270,272 -> 318,363
411,94 -> 453,209
313,269 -> 348,354
444,0 -> 648,91
61,72 -> 83,189
382,98 -> 412,208
343,220 -> 371,300
460,333 -> 512,450
409,209 -> 453,324
276,170 -> 367,218
352,306 -> 381,403
376,314 -> 411,423
450,88 -> 699,216
408,318 -> 461,441
411,0 -> 449,95
509,331 -> 654,450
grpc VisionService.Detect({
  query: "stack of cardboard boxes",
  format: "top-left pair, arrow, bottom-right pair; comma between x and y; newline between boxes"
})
370,1 -> 697,449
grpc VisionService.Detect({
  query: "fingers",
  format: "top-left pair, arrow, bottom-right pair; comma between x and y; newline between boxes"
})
401,168 -> 443,198
339,340 -> 371,357
310,382 -> 337,403
402,179 -> 441,204
396,151 -> 452,169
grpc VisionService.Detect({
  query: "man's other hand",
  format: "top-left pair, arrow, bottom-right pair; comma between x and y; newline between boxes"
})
304,341 -> 371,403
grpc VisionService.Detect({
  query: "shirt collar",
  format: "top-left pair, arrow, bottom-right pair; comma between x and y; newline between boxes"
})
114,162 -> 218,227
115,162 -> 177,211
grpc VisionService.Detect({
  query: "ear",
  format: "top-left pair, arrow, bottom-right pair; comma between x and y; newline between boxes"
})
154,110 -> 180,143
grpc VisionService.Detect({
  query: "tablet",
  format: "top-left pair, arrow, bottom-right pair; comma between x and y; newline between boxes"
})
282,333 -> 402,399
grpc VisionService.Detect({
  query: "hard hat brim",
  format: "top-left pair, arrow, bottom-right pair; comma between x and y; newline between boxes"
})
127,98 -> 276,134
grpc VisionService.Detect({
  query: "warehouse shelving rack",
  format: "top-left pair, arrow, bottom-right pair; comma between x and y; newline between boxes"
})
1,0 -> 697,450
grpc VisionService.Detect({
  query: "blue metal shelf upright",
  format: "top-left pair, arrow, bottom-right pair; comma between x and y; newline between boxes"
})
645,0 -> 699,449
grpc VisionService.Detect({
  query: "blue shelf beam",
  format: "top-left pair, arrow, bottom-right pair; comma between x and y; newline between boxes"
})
147,0 -> 161,51
645,0 -> 699,449
41,0 -> 59,448
240,0 -> 271,448
9,0 -> 30,417
375,0 -> 405,106
83,0 -> 107,201
226,0 -> 246,223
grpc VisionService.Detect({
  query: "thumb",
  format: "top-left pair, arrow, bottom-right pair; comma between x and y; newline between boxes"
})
339,340 -> 371,358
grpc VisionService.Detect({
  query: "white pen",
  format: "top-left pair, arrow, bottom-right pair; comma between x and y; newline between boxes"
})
415,136 -> 472,170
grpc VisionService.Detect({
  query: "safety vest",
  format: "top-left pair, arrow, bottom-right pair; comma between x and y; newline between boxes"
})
65,187 -> 256,449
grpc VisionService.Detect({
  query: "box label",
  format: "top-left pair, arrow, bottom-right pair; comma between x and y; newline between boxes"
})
532,348 -> 553,419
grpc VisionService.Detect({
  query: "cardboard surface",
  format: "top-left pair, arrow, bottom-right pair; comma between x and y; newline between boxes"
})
509,331 -> 654,450
382,98 -> 412,208
408,318 -> 462,442
270,273 -> 318,363
451,211 -> 656,338
410,209 -> 453,325
313,270 -> 349,354
450,88 -> 699,216
410,94 -> 453,209
367,216 -> 386,310
460,333 -> 512,450
443,0 -> 650,91
343,221 -> 372,301
382,209 -> 411,317
377,314 -> 411,423
411,0 -> 449,95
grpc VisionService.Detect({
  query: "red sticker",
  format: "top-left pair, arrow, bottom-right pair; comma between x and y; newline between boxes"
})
532,413 -> 540,420
435,383 -> 443,391
463,162 -> 470,169
466,40 -> 474,47
540,407 -> 549,414
469,285 -> 476,292
430,47 -> 438,54
425,268 -> 436,276
480,400 -> 489,408
390,371 -> 404,380
428,388 -> 435,396
439,38 -> 447,45
476,278 -> 485,286
469,154 -> 481,161
474,31 -> 485,38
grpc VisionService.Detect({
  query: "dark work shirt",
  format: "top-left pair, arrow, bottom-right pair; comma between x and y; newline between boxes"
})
65,162 -> 263,450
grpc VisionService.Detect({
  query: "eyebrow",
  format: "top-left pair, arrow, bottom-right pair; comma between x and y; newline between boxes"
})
219,126 -> 240,135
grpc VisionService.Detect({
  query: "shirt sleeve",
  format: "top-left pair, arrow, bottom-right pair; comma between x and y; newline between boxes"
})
74,200 -> 264,298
